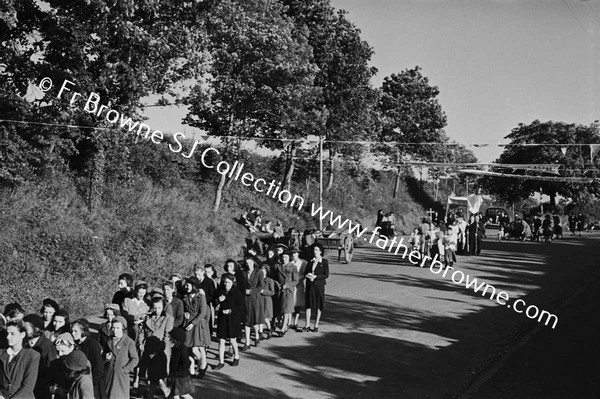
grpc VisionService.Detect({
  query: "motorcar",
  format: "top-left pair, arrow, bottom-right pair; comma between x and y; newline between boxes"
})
484,207 -> 507,227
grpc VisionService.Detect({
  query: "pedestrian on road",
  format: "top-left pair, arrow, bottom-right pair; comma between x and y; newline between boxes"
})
71,319 -> 105,399
278,251 -> 298,337
213,273 -> 242,370
64,350 -> 95,399
303,242 -> 329,333
182,276 -> 210,379
260,266 -> 275,340
476,215 -> 486,255
291,247 -> 307,330
168,328 -> 194,399
102,316 -> 138,399
242,256 -> 265,349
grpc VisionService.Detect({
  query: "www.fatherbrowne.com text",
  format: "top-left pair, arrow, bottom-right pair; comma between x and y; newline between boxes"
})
309,203 -> 559,329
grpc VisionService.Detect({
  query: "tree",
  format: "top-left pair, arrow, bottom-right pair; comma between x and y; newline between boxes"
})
378,66 -> 448,161
1,0 -> 208,207
375,66 -> 449,197
479,120 -> 600,206
282,0 -> 378,190
184,0 -> 321,211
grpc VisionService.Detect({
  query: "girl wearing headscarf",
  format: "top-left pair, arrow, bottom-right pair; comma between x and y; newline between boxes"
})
182,276 -> 210,378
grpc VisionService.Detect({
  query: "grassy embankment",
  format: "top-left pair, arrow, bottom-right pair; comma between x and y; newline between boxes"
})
0,153 -> 434,318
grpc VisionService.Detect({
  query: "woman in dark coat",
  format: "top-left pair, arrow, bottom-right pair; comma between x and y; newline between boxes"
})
265,248 -> 283,325
71,319 -> 105,399
303,243 -> 329,333
182,277 -> 210,379
467,215 -> 477,255
260,267 -> 275,340
242,256 -> 265,349
213,273 -> 243,370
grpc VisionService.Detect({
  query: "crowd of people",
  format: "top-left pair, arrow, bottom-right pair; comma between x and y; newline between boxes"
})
405,210 -> 589,271
0,242 -> 330,399
375,210 -> 397,238
502,212 -> 586,242
408,211 -> 487,270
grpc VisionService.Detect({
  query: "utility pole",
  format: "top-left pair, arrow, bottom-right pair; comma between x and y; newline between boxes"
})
319,135 -> 324,231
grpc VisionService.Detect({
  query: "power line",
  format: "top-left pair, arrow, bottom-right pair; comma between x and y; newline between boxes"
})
561,0 -> 600,52
2,118 -> 600,147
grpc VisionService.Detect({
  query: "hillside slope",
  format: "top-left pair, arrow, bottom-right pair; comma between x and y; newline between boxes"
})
0,158 -> 431,317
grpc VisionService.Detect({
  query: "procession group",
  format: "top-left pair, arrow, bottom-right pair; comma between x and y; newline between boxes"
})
407,212 -> 487,270
0,243 -> 329,399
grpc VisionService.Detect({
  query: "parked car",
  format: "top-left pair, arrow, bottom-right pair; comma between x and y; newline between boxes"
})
484,207 -> 507,227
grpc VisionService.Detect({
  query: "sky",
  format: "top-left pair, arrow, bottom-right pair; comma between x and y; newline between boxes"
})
330,0 -> 600,162
145,0 -> 600,164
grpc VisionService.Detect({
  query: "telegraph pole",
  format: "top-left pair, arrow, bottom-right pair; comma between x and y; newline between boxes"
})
319,135 -> 324,231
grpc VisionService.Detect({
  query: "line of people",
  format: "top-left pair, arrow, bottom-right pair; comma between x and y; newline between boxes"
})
409,212 -> 487,269
0,242 -> 330,399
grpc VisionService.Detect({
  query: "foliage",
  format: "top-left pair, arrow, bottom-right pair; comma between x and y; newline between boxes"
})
282,0 -> 378,164
479,120 -> 600,204
377,66 -> 448,162
184,0 -> 321,144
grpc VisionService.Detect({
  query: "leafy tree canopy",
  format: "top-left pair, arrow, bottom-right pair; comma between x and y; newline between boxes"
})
480,120 -> 600,204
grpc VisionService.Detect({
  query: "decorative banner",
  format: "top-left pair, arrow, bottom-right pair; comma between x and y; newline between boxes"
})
561,147 -> 567,156
447,194 -> 483,213
490,163 -> 561,175
458,169 -> 594,183
406,162 -> 560,175
468,194 -> 484,214
590,144 -> 600,161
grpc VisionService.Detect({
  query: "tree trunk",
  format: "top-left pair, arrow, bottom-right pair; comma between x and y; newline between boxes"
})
393,168 -> 401,198
214,114 -> 235,211
284,144 -> 296,191
213,171 -> 227,212
88,146 -> 106,212
325,155 -> 334,191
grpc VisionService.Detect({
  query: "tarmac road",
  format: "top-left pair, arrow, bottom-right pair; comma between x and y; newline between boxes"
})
175,232 -> 600,398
